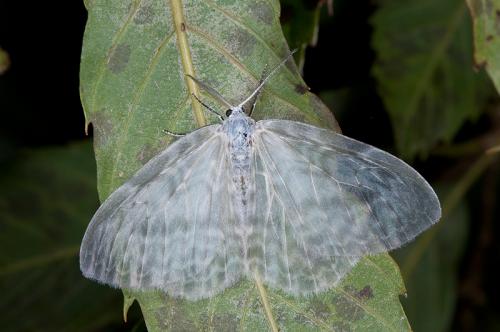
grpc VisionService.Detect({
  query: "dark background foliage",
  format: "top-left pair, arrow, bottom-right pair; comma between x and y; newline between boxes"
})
0,0 -> 499,331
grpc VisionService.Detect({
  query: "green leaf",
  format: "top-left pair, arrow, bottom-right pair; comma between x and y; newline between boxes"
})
80,0 -> 338,200
0,143 -> 132,331
133,255 -> 410,332
391,153 -> 496,331
467,0 -> 500,94
371,0 -> 489,159
80,0 -> 410,330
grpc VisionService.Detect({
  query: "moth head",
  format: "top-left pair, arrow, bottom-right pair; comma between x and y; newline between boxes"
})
185,50 -> 297,119
226,106 -> 246,118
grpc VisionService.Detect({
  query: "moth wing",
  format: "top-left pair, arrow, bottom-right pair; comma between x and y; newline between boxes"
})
249,120 -> 440,295
80,125 -> 241,300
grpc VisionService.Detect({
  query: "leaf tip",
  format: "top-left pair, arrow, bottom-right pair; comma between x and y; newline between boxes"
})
123,291 -> 136,323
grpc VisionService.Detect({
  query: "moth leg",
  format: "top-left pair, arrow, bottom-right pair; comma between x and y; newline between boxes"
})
191,93 -> 224,122
162,129 -> 186,137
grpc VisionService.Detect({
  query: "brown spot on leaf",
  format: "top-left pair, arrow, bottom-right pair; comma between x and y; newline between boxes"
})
248,1 -> 274,25
473,60 -> 487,71
181,22 -> 186,31
496,9 -> 500,34
226,28 -> 257,57
487,34 -> 494,42
355,285 -> 374,300
294,84 -> 309,94
89,110 -> 114,149
331,285 -> 373,321
134,4 -> 154,25
108,43 -> 131,74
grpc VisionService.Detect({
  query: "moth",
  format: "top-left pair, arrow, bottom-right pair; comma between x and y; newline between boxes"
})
80,53 -> 441,300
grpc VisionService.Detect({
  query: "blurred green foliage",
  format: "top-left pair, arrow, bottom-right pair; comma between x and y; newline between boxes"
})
281,0 -> 325,71
395,186 -> 470,332
372,0 -> 492,160
0,47 -> 10,75
0,144 -> 127,331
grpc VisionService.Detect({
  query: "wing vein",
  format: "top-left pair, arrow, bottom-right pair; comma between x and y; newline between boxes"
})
96,130 -> 220,277
256,137 -> 318,289
138,203 -> 151,285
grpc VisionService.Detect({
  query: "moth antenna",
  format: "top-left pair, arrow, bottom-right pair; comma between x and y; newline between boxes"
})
186,75 -> 234,109
191,93 -> 224,122
246,63 -> 269,116
238,49 -> 297,109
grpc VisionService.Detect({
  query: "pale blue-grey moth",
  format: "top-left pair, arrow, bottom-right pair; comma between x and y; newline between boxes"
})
80,53 -> 441,300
